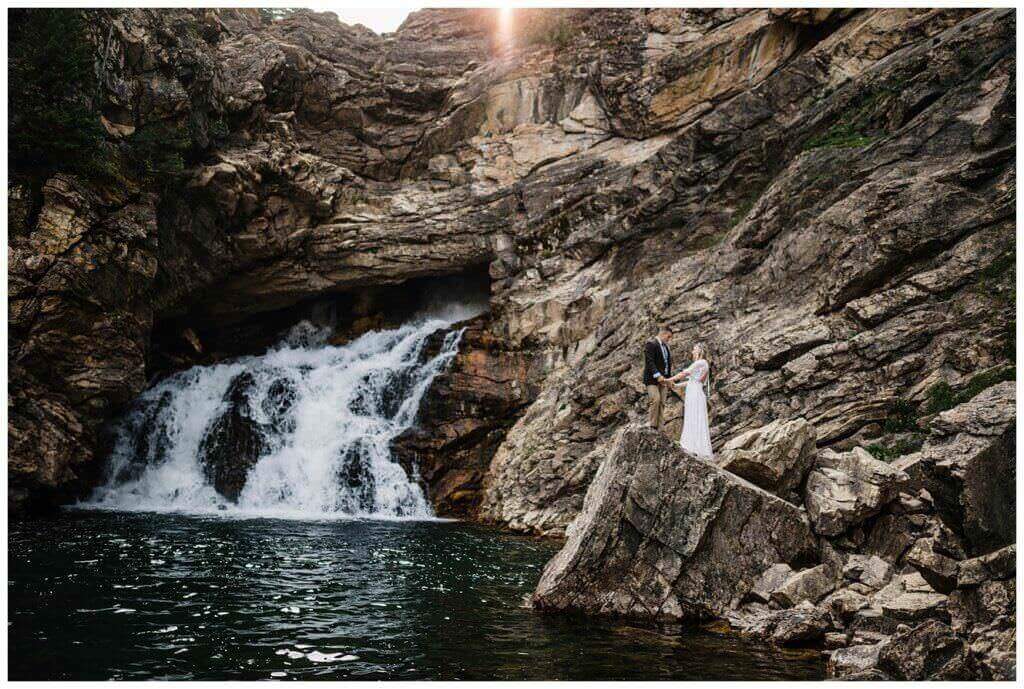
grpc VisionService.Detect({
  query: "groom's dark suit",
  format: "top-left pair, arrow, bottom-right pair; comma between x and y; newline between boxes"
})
643,337 -> 671,428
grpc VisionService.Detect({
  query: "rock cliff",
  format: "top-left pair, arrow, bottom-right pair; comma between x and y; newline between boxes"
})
7,5 -> 1017,680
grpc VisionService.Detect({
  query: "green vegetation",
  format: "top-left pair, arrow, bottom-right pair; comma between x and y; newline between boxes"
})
10,8 -> 232,193
881,399 -> 919,434
866,434 -> 924,461
924,365 -> 1016,415
124,122 -> 196,187
803,122 -> 875,151
9,9 -> 110,180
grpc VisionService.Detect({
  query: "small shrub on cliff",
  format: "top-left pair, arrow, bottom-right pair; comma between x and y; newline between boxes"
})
881,399 -> 918,434
925,366 -> 1016,415
866,434 -> 924,461
803,123 -> 874,151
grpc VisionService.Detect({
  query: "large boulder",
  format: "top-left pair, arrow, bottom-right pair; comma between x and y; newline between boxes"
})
716,417 -> 817,497
949,546 -> 1016,680
532,425 -> 818,621
917,382 -> 1015,556
804,447 -> 906,536
828,643 -> 885,678
770,564 -> 836,608
877,620 -> 971,680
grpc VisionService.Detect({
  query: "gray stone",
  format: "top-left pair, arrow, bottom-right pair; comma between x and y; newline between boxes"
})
804,447 -> 906,536
771,564 -> 836,608
770,606 -> 831,645
747,563 -> 794,604
532,426 -> 818,621
827,643 -> 884,678
917,382 -> 1016,556
877,620 -> 971,680
716,417 -> 817,496
905,537 -> 960,594
841,554 -> 893,591
821,587 -> 870,624
957,544 -> 1016,588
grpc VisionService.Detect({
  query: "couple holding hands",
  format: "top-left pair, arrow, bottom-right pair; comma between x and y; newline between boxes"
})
642,325 -> 713,459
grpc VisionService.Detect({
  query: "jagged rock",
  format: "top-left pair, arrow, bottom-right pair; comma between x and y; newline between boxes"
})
879,591 -> 949,623
198,371 -> 296,501
715,417 -> 817,496
917,382 -> 1016,556
877,620 -> 971,680
827,643 -> 884,678
771,565 -> 836,608
957,544 -> 1016,588
848,607 -> 903,637
824,631 -> 850,649
392,315 -> 543,517
906,537 -> 960,594
841,555 -> 893,591
821,588 -> 870,624
804,448 -> 906,536
532,426 -> 817,622
770,605 -> 831,646
950,579 -> 1014,632
747,563 -> 793,604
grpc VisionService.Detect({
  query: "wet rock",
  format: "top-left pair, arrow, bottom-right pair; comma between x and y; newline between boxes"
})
198,371 -> 296,501
393,316 -> 543,518
532,426 -> 817,622
804,448 -> 906,536
716,417 -> 817,497
877,620 -> 971,680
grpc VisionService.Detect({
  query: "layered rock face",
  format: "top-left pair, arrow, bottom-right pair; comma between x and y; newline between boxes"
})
7,8 -> 1015,548
7,5 -> 1017,679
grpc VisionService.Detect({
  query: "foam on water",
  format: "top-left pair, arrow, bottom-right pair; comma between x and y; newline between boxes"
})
84,303 -> 481,519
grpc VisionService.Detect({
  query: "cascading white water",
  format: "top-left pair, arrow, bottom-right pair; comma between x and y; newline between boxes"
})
85,304 -> 480,519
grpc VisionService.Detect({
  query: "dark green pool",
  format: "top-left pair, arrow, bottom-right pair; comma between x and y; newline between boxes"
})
8,510 -> 824,680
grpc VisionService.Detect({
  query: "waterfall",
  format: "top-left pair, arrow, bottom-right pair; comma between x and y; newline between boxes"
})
85,306 -> 478,519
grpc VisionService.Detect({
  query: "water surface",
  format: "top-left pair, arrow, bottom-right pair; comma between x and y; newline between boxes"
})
8,510 -> 824,680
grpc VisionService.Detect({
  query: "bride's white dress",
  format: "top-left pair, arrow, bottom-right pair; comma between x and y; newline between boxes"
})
679,358 -> 713,458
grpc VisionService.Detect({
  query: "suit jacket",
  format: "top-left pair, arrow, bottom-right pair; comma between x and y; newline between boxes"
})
643,338 -> 671,386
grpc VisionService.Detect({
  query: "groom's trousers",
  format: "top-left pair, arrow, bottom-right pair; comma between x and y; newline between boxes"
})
646,384 -> 665,429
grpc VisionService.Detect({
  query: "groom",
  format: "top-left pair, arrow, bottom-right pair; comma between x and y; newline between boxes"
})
643,324 -> 673,429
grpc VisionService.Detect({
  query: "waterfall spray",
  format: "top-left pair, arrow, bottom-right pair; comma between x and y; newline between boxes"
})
85,309 -> 475,519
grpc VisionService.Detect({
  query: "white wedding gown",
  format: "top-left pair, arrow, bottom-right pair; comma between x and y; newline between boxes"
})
679,359 -> 713,459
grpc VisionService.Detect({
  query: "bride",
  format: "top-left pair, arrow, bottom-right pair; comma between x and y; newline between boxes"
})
668,343 -> 713,458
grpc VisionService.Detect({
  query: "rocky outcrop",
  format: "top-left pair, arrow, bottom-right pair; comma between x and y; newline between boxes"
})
480,7 -> 1016,536
804,447 -> 906,536
8,5 -> 1016,679
716,417 -> 816,498
915,381 -> 1015,556
532,425 -> 817,621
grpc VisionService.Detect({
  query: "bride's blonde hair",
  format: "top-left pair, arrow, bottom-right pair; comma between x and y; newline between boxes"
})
693,342 -> 708,361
